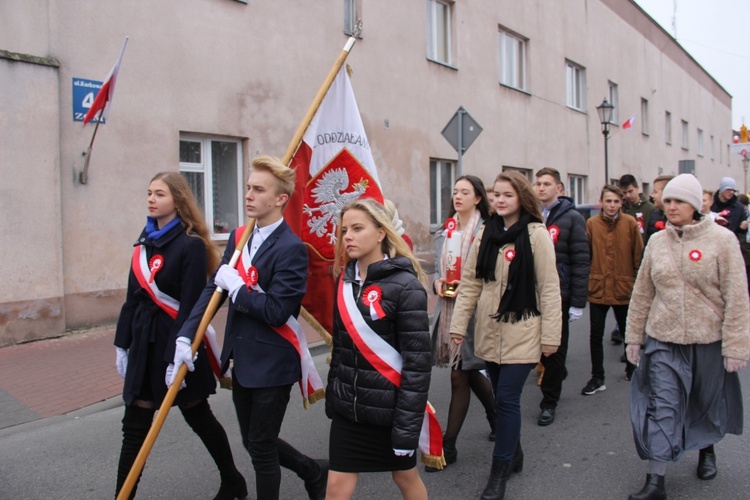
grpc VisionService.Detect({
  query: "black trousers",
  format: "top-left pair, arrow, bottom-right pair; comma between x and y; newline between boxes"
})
589,302 -> 629,380
231,372 -> 318,500
539,301 -> 570,409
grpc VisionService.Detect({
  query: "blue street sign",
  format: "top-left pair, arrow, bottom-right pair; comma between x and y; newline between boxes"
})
72,78 -> 105,123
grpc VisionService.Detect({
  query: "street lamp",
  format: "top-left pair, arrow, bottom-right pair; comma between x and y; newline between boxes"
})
596,98 -> 615,185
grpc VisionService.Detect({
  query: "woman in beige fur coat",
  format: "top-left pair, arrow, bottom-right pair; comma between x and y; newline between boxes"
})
625,174 -> 750,500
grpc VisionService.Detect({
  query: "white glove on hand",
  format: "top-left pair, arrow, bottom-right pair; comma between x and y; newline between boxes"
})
393,449 -> 415,457
568,307 -> 583,323
215,264 -> 245,300
626,344 -> 642,366
165,363 -> 187,389
115,347 -> 128,379
724,357 -> 748,373
169,336 -> 197,387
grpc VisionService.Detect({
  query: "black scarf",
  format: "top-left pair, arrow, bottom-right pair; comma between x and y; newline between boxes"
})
475,212 -> 541,323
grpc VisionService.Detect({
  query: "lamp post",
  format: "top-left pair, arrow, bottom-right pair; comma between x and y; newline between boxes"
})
596,98 -> 615,185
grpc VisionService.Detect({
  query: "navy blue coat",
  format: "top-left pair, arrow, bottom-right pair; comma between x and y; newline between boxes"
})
178,220 -> 307,389
114,222 -> 216,406
545,197 -> 590,308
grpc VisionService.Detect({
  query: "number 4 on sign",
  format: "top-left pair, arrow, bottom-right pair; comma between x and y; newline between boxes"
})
82,92 -> 95,109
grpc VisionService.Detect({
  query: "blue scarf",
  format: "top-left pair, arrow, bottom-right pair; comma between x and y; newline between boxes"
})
145,216 -> 182,241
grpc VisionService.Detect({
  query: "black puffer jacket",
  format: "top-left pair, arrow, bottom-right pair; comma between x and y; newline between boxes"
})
326,256 -> 431,451
545,197 -> 590,308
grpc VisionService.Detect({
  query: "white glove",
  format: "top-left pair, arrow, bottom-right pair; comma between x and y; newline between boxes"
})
169,336 -> 197,387
215,264 -> 245,300
115,347 -> 128,379
626,344 -> 642,366
568,307 -> 583,323
724,357 -> 748,373
165,363 -> 187,389
393,448 -> 415,457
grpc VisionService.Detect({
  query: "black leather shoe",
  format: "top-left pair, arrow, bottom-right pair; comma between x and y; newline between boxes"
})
304,459 -> 328,500
213,472 -> 248,500
628,473 -> 666,500
697,448 -> 717,480
538,408 -> 555,426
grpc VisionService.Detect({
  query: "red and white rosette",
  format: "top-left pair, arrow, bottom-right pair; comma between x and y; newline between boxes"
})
444,217 -> 457,238
689,249 -> 702,262
148,254 -> 165,284
504,249 -> 516,261
548,225 -> 560,245
362,285 -> 386,320
246,265 -> 259,290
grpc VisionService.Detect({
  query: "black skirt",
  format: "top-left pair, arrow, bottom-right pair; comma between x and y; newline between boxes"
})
329,414 -> 417,472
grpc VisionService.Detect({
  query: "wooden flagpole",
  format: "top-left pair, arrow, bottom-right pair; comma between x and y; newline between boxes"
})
80,118 -> 102,184
116,25 -> 361,500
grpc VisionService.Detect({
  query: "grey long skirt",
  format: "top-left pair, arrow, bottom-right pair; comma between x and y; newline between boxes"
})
630,336 -> 743,462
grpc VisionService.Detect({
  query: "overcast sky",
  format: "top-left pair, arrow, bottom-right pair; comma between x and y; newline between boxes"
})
633,0 -> 750,131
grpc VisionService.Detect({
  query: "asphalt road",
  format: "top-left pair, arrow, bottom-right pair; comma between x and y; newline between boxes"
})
1,309 -> 749,499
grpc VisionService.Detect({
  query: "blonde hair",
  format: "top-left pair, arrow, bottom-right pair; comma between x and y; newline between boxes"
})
150,171 -> 221,274
250,155 -> 296,208
333,198 -> 426,286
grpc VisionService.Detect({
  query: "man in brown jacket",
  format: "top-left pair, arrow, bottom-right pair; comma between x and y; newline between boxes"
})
582,185 -> 644,395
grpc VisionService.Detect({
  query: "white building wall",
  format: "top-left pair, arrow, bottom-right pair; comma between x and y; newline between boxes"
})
0,0 -> 740,344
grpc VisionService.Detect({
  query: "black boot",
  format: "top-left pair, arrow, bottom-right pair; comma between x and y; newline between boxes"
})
697,445 -> 717,480
277,438 -> 327,499
116,405 -> 155,499
181,400 -> 247,500
487,411 -> 497,442
480,460 -> 512,500
628,474 -> 666,500
511,441 -> 523,474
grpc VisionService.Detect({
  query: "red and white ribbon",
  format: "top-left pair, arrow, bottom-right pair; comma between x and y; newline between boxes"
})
362,285 -> 386,320
131,246 -> 227,379
337,278 -> 446,468
237,231 -> 325,407
444,217 -> 457,238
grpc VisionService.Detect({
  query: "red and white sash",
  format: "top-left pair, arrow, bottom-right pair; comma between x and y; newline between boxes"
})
131,246 -> 228,381
337,278 -> 446,469
235,227 -> 325,407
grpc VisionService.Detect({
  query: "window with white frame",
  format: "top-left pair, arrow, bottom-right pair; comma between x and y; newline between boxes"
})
426,0 -> 452,66
502,166 -> 533,182
499,27 -> 526,91
179,135 -> 244,239
565,60 -> 586,111
608,82 -> 619,123
681,120 -> 689,150
344,0 -> 363,37
665,111 -> 672,144
697,129 -> 704,157
710,135 -> 715,160
568,175 -> 586,206
430,159 -> 456,226
641,98 -> 649,135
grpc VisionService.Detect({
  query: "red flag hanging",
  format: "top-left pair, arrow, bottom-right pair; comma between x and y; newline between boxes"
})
83,36 -> 129,125
622,113 -> 636,129
287,66 -> 384,334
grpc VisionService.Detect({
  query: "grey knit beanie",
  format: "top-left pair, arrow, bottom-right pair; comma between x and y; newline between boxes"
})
719,176 -> 737,194
662,174 -> 703,213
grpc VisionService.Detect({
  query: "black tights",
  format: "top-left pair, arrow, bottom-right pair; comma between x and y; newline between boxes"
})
444,368 -> 496,439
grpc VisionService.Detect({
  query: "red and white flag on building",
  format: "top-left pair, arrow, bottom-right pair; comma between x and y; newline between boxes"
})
83,36 -> 129,125
287,66 -> 384,334
622,113 -> 636,129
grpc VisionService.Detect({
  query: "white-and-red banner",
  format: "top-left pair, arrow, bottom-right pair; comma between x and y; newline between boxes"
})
83,36 -> 128,125
287,66 -> 384,334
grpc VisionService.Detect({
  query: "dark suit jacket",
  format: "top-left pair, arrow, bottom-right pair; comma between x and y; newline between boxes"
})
178,220 -> 308,389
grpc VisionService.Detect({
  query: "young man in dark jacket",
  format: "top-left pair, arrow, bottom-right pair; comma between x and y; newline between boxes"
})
533,168 -> 590,425
711,176 -> 746,235
618,175 -> 655,244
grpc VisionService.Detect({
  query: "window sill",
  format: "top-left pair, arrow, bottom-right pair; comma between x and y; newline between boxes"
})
498,83 -> 530,96
566,105 -> 587,115
642,132 -> 650,137
426,57 -> 458,71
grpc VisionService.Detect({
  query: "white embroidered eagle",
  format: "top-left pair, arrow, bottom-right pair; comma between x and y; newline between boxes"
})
303,168 -> 368,244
